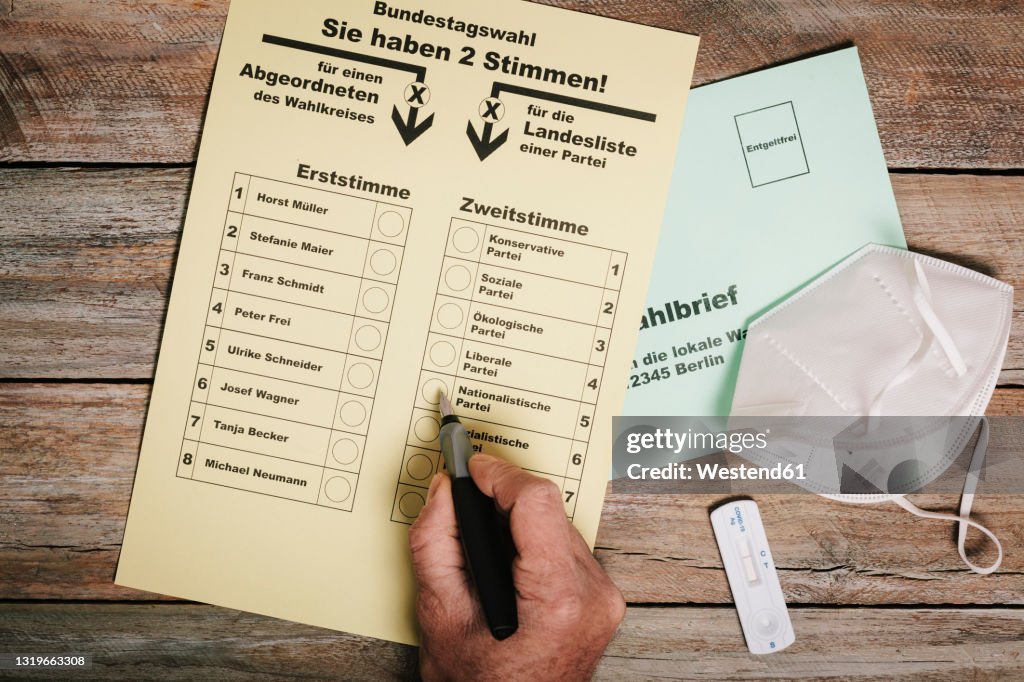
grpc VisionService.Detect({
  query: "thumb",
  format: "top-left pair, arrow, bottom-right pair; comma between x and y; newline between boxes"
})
469,454 -> 575,568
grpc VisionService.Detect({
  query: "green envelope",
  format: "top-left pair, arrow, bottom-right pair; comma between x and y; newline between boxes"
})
624,47 -> 906,417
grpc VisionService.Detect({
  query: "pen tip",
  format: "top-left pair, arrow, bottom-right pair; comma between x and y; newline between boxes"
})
439,392 -> 452,417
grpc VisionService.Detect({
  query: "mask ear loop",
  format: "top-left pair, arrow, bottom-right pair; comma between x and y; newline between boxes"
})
867,260 -> 967,420
910,259 -> 967,376
890,418 -> 1001,575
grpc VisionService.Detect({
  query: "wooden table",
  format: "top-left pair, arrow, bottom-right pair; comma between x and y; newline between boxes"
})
2,1 -> 1023,679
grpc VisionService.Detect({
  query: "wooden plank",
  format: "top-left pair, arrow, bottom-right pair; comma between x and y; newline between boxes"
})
0,0 -> 224,163
1,169 -> 1023,381
0,603 -> 1021,680
0,383 -> 149,601
1,1 -> 1022,166
0,604 -> 417,680
0,169 -> 180,379
602,606 -> 1024,680
2,382 -> 1022,604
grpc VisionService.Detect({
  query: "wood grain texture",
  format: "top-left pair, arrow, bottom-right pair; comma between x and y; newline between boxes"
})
1,382 -> 1021,604
601,606 -> 1024,681
0,168 -> 181,379
0,604 -> 1021,680
1,1 -> 1022,166
0,604 -> 418,680
1,3 -> 1020,677
0,0 -> 223,163
1,169 -> 1022,382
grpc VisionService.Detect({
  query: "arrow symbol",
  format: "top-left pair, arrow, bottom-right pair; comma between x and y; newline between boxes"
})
391,105 -> 434,146
466,121 -> 509,161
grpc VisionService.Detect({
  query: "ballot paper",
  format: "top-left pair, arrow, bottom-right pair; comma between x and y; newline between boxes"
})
623,47 -> 906,418
115,0 -> 698,643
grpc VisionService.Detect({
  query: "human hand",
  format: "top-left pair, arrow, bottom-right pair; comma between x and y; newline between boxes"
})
409,454 -> 625,681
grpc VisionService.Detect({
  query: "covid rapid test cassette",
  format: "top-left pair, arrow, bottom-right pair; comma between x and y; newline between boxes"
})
710,500 -> 795,654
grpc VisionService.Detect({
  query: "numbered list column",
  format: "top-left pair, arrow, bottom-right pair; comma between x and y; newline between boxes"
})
177,173 -> 410,512
392,218 -> 623,523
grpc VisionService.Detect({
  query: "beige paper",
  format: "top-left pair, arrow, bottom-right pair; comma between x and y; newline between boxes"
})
115,0 -> 698,644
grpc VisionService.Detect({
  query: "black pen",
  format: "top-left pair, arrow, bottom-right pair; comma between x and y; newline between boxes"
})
438,392 -> 518,640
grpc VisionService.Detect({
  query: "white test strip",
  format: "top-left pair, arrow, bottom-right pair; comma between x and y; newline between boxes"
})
710,500 -> 795,654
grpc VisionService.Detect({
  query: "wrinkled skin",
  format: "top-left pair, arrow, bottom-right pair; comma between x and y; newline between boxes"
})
409,454 -> 626,681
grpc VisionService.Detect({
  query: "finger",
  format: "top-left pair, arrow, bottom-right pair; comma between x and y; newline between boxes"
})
408,474 -> 472,603
468,454 -> 575,565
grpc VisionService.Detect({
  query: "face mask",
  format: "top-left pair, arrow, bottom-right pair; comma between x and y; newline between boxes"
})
729,244 -> 1014,574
